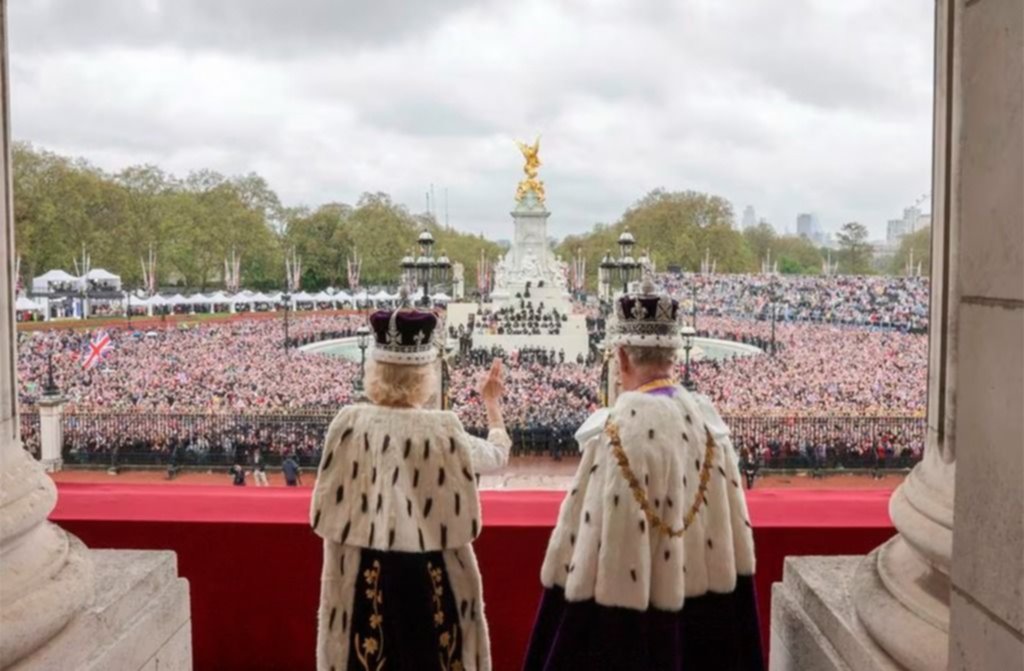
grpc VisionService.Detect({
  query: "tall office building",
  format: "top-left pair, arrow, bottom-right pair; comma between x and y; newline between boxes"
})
741,205 -> 757,230
886,206 -> 930,248
796,213 -> 820,239
887,218 -> 908,246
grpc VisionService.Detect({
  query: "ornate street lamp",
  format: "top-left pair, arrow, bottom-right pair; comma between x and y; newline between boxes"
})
400,250 -> 416,292
355,325 -> 370,392
691,284 -> 699,331
403,229 -> 452,307
681,325 -> 696,390
43,351 -> 60,396
617,230 -> 640,294
769,279 -> 779,355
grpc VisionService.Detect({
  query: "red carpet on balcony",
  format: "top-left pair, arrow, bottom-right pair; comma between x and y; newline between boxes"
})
51,484 -> 894,671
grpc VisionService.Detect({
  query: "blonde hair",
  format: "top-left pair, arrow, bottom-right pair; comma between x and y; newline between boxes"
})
621,345 -> 677,370
365,358 -> 437,408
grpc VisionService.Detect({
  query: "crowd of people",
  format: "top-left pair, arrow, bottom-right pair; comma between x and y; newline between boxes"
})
15,273 -> 931,469
657,273 -> 930,332
17,315 -> 366,414
470,300 -> 568,336
61,412 -> 328,469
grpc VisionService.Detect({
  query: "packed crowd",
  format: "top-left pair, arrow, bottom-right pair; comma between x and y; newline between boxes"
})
17,315 -> 366,414
15,314 -> 927,424
657,273 -> 929,332
60,413 -> 328,468
15,272 -> 930,466
471,301 -> 568,336
690,317 -> 925,416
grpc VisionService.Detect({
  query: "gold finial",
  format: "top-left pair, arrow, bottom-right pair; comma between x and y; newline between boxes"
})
515,136 -> 546,204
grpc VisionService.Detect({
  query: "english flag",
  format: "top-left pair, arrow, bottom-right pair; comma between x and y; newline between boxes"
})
82,331 -> 112,370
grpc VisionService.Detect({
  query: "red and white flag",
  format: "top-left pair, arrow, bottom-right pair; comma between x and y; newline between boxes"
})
82,331 -> 112,370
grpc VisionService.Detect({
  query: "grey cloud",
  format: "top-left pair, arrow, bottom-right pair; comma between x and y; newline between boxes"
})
8,0 -> 935,240
10,0 -> 479,56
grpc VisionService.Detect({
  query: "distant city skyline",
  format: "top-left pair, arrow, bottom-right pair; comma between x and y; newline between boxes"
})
9,1 -> 934,240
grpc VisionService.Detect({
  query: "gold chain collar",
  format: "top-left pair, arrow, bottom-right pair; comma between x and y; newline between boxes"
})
605,419 -> 716,538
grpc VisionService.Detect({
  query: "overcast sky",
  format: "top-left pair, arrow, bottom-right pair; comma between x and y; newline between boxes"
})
9,0 -> 934,240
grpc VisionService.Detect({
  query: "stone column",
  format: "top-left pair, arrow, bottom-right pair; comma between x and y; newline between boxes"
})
848,0 -> 962,667
945,0 -> 1023,666
36,394 -> 64,472
0,5 -> 192,668
770,1 -> 1022,668
0,2 -> 95,664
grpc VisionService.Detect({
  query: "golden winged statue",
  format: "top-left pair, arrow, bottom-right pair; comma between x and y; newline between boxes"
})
515,136 -> 546,204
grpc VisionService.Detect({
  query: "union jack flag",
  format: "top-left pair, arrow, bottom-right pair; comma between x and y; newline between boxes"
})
82,331 -> 112,370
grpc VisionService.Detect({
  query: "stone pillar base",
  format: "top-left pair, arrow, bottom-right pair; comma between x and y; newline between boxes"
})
38,458 -> 62,473
770,556 -> 903,671
10,550 -> 192,671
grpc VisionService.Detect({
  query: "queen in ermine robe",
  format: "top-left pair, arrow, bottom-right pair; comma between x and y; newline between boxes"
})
310,307 -> 510,671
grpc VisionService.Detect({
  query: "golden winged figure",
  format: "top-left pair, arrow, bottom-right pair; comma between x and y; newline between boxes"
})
515,136 -> 545,204
516,137 -> 542,178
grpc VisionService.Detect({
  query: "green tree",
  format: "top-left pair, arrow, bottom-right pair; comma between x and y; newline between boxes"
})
889,227 -> 931,276
773,235 -> 824,275
835,221 -> 874,275
555,189 -> 747,290
742,223 -> 777,270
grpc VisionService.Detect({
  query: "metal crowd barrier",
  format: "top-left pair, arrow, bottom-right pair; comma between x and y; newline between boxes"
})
21,411 -> 925,472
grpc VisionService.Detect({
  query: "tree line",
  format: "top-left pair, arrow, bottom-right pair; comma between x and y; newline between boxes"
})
13,143 -> 925,295
13,143 -> 500,292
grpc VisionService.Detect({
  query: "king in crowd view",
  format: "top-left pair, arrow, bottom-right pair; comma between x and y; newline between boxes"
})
16,273 -> 929,475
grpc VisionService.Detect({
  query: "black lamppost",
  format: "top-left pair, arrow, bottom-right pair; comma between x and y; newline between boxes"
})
281,291 -> 292,352
769,281 -> 778,356
355,325 -> 370,392
681,326 -> 696,390
597,230 -> 642,300
126,288 -> 132,328
43,351 -> 60,396
691,284 -> 698,331
598,250 -> 614,316
616,230 -> 640,294
401,230 -> 451,307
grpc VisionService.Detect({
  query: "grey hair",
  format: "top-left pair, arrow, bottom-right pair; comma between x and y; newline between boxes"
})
365,358 -> 438,408
621,345 -> 677,370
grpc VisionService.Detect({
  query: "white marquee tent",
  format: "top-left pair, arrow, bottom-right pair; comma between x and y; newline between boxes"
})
81,268 -> 121,290
15,296 -> 43,312
31,269 -> 77,294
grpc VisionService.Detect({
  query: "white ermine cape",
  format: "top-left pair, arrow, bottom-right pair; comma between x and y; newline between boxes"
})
540,389 -> 756,612
310,404 -> 510,671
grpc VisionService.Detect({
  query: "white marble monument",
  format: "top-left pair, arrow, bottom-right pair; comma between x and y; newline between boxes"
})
446,139 -> 590,360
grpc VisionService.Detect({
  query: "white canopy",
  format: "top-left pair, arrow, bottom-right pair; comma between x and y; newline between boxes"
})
167,293 -> 190,306
249,292 -> 272,303
15,295 -> 43,311
292,291 -> 315,302
332,291 -> 354,303
352,290 -> 369,303
31,269 -> 78,293
370,290 -> 394,302
431,292 -> 451,303
187,293 -> 213,305
145,294 -> 170,307
84,268 -> 120,282
311,290 -> 335,302
206,291 -> 232,304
